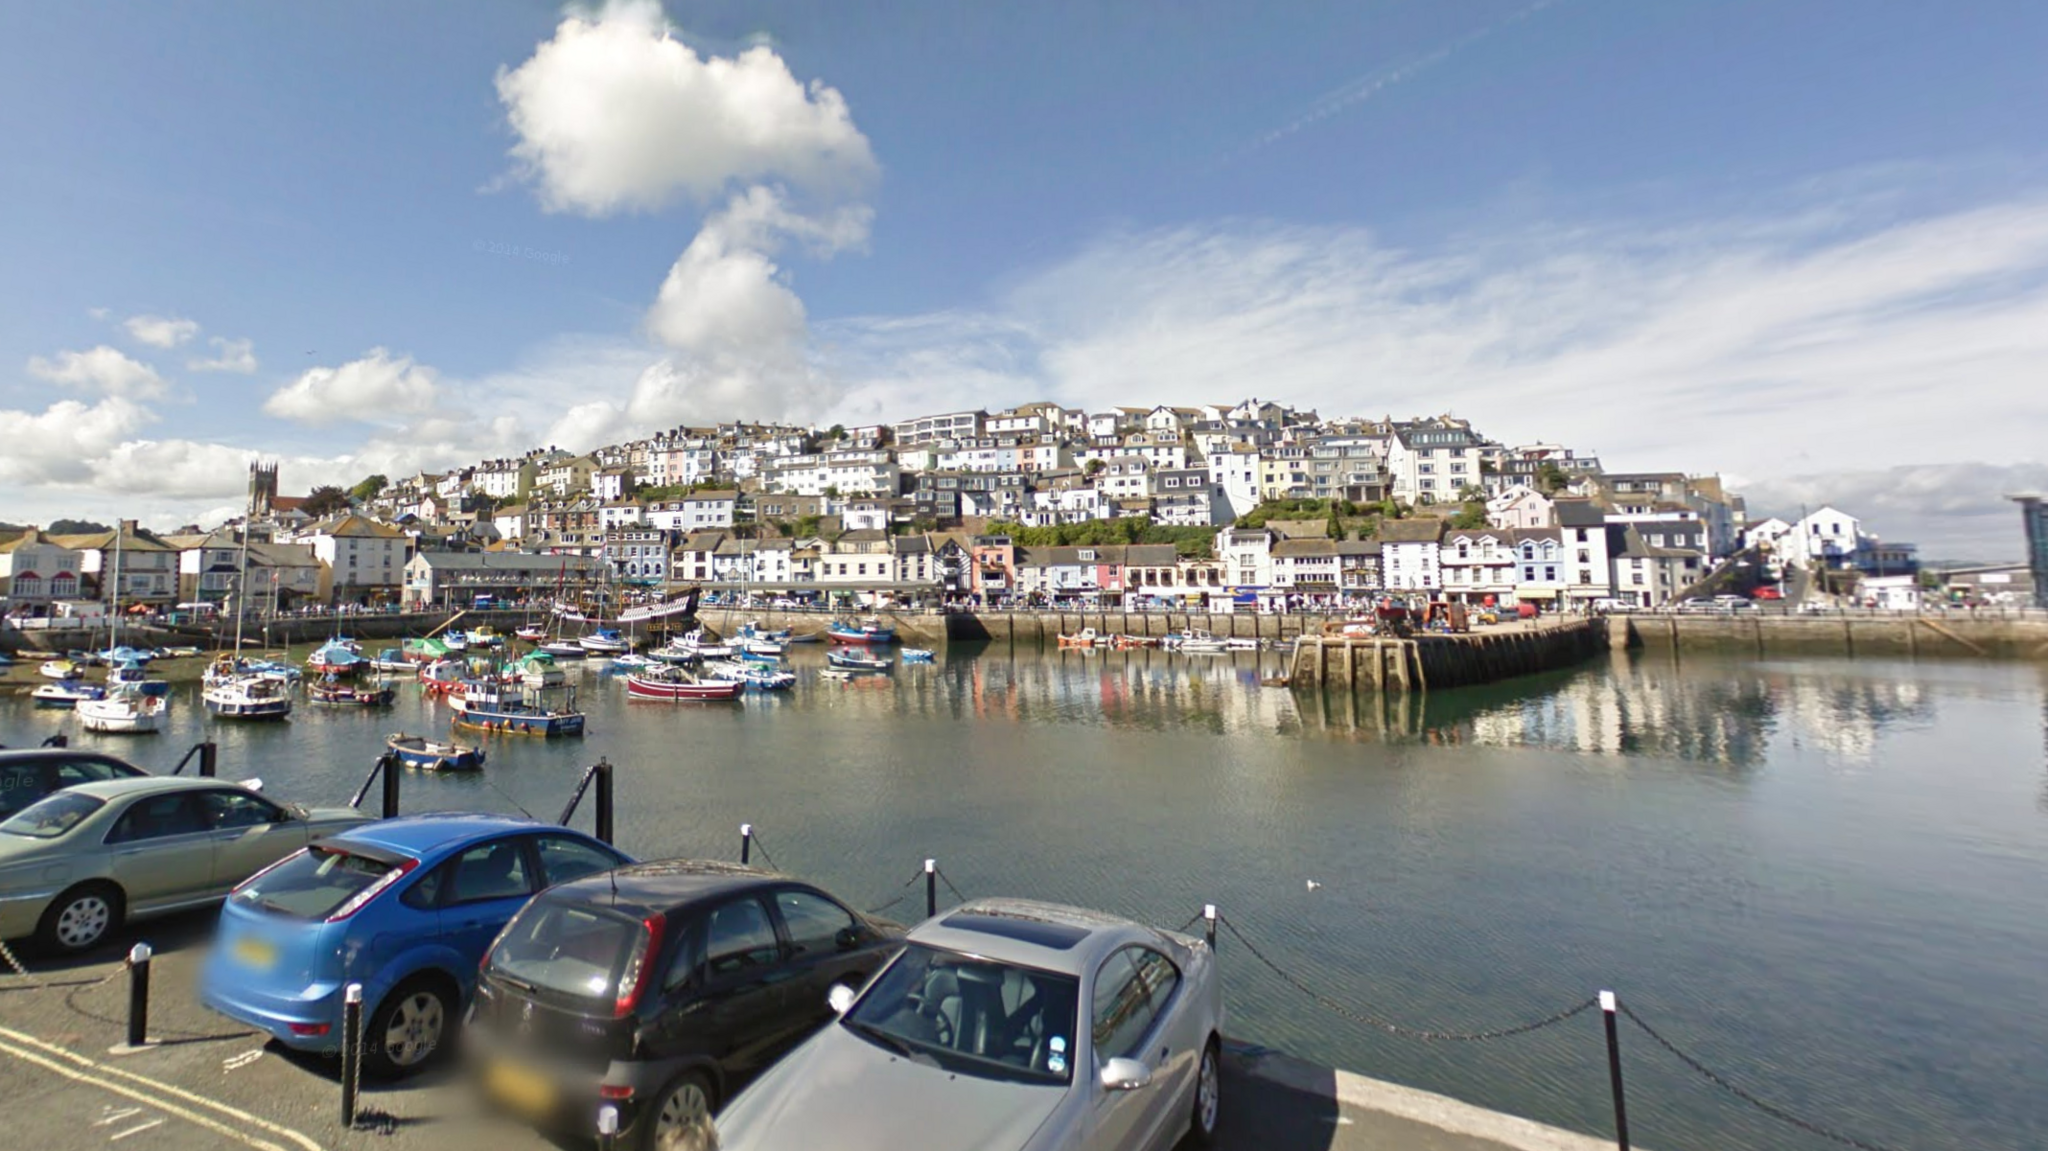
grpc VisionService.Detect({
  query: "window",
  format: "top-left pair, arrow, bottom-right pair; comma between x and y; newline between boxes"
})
1092,950 -> 1161,1060
776,889 -> 857,957
703,897 -> 782,979
202,789 -> 285,830
534,835 -> 624,887
107,794 -> 207,843
443,839 -> 535,905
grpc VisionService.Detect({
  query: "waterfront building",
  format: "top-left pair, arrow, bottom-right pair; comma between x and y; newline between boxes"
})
0,531 -> 86,608
1220,526 -> 1277,591
1439,528 -> 1520,604
50,520 -> 181,606
403,550 -> 602,609
894,409 -> 986,447
286,514 -> 408,604
1377,518 -> 1445,592
1612,526 -> 1704,607
2012,495 -> 2048,608
1553,500 -> 1620,605
602,527 -> 672,586
1487,484 -> 1556,530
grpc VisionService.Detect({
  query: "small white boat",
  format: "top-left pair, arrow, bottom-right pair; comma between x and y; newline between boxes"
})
33,682 -> 104,708
579,628 -> 631,654
77,685 -> 168,734
39,660 -> 78,680
1178,629 -> 1228,654
204,675 -> 294,720
901,648 -> 936,663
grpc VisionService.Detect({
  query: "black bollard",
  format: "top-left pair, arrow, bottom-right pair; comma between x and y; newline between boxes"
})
198,741 -> 217,778
741,823 -> 753,865
341,982 -> 364,1128
1204,904 -> 1217,951
380,752 -> 400,819
1600,990 -> 1630,1151
125,943 -> 151,1049
593,759 -> 613,845
925,858 -> 937,918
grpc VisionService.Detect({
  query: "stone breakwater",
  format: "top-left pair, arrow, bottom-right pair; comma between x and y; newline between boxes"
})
1288,618 -> 1609,693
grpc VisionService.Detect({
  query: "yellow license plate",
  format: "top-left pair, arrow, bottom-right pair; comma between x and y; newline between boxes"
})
487,1061 -> 555,1115
232,937 -> 276,969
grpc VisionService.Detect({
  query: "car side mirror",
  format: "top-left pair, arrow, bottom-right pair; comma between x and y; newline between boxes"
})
827,983 -> 857,1016
835,926 -> 861,951
1100,1057 -> 1152,1092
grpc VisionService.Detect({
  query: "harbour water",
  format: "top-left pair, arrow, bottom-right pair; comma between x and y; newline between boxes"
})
4,645 -> 2045,1151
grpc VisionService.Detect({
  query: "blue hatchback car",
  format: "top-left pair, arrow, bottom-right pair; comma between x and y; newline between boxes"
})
201,813 -> 631,1076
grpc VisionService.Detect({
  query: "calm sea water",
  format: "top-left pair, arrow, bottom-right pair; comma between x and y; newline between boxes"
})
5,645 -> 2045,1151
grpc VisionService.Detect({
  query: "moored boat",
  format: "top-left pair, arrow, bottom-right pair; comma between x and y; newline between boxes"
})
307,638 -> 367,677
203,674 -> 294,720
625,665 -> 745,701
900,647 -> 935,663
826,649 -> 892,672
1177,629 -> 1228,654
107,658 -> 170,697
701,660 -> 797,691
537,639 -> 587,658
1057,628 -> 1098,649
826,618 -> 897,645
578,628 -> 631,655
32,681 -> 104,708
368,648 -> 415,672
39,660 -> 78,680
451,677 -> 585,736
309,676 -> 396,707
386,732 -> 486,772
77,684 -> 167,733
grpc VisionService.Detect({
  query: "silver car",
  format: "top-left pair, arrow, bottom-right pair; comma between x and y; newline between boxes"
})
714,898 -> 1225,1151
0,776 -> 372,952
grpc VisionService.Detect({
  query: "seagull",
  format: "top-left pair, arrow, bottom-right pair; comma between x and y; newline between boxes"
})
1305,880 -> 1322,892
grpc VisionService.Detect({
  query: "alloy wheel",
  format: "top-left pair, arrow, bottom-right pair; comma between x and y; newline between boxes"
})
1197,1045 -> 1221,1135
56,895 -> 111,950
383,991 -> 446,1067
656,1080 -> 711,1136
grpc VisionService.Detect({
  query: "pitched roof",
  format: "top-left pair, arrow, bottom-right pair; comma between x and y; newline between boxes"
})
1376,519 -> 1445,543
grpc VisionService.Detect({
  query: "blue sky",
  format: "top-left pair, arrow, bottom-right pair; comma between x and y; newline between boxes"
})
3,0 -> 2045,555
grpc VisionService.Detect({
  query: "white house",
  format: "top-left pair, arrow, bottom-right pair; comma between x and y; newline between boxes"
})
1486,484 -> 1555,530
1440,527 -> 1519,603
297,514 -> 409,603
1219,526 -> 1276,590
0,532 -> 86,607
1385,421 -> 1486,505
1377,519 -> 1444,592
1780,507 -> 1863,569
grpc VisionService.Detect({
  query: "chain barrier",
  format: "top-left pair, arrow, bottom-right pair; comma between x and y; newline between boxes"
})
1619,1003 -> 1907,1151
746,831 -> 781,872
865,869 -> 925,915
1174,911 -> 1206,935
1218,914 -> 1597,1042
936,868 -> 969,905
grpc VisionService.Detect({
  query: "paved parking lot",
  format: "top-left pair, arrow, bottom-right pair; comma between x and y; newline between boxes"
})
0,910 -> 1562,1151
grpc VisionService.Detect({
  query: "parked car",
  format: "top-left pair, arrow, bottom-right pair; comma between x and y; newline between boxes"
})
1750,586 -> 1785,601
0,777 -> 371,953
714,898 -> 1226,1151
465,860 -> 904,1149
0,748 -> 147,820
1711,595 -> 1756,611
202,814 -> 631,1077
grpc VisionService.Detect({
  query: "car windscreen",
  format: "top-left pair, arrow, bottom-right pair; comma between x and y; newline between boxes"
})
842,943 -> 1079,1085
0,792 -> 104,839
231,846 -> 404,919
487,895 -> 645,1005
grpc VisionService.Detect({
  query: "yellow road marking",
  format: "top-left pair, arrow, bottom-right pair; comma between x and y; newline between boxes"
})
0,1027 -> 323,1151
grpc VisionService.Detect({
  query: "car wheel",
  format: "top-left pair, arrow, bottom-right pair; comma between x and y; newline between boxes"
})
36,882 -> 123,954
638,1070 -> 716,1151
1190,1037 -> 1222,1144
364,977 -> 453,1078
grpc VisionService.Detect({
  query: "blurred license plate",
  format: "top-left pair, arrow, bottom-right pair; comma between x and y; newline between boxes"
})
232,937 -> 276,969
487,1060 -> 554,1115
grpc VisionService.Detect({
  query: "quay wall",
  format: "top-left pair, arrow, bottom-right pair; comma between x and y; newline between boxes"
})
1613,613 -> 2048,660
1288,618 -> 1609,694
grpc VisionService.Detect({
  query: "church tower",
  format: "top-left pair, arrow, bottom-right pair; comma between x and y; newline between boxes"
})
249,461 -> 279,519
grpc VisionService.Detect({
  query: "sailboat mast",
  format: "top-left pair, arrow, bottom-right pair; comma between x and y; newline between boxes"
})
108,527 -> 123,652
232,526 -> 251,656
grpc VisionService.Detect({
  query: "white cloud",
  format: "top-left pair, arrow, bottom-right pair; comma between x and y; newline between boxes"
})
123,313 -> 201,349
189,336 -> 258,373
495,0 -> 876,216
1739,463 -> 2048,561
263,348 -> 442,425
25,346 -> 171,399
0,397 -> 155,486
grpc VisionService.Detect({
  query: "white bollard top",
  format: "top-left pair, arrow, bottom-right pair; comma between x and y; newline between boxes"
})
1599,990 -> 1617,1012
128,942 -> 152,964
597,1105 -> 619,1136
345,982 -> 364,1005
924,858 -> 936,872
741,822 -> 752,837
1203,904 -> 1217,920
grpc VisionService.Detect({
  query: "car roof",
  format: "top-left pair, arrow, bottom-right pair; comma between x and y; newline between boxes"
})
58,776 -> 254,800
906,898 -> 1156,976
544,859 -> 790,918
0,748 -> 140,768
330,812 -> 557,860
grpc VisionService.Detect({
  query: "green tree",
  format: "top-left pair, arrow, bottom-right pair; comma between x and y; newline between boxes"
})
301,485 -> 351,517
822,485 -> 842,500
47,518 -> 112,535
1084,458 -> 1106,476
1450,500 -> 1488,530
1537,461 -> 1568,494
349,473 -> 388,501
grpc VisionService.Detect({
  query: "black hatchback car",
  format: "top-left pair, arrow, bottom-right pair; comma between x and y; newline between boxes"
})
0,749 -> 146,819
467,860 -> 902,1148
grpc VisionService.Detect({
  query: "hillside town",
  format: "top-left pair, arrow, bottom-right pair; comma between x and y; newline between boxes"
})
3,400 -> 2006,621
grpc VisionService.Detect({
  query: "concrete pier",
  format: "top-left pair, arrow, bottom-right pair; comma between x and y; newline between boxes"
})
1610,611 -> 2048,660
1288,618 -> 1609,693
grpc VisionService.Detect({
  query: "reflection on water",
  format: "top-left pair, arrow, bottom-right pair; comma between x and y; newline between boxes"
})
3,648 -> 2046,1151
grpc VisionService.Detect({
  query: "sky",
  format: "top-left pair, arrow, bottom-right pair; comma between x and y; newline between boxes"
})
2,0 -> 2045,557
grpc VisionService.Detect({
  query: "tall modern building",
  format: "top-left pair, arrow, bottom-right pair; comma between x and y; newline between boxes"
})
2012,495 -> 2048,609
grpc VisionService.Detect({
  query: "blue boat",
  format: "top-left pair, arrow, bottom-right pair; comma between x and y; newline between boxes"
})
826,618 -> 897,645
307,638 -> 366,677
450,677 -> 585,737
386,732 -> 486,772
901,647 -> 935,664
108,658 -> 170,696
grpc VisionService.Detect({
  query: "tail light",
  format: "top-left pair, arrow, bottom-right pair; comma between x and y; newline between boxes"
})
613,914 -> 665,1018
288,1022 -> 331,1037
325,857 -> 418,922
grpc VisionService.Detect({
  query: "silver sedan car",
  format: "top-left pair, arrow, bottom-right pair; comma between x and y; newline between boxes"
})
714,898 -> 1225,1151
0,776 -> 372,952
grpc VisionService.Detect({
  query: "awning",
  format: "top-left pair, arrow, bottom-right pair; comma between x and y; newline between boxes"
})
1518,587 -> 1559,600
